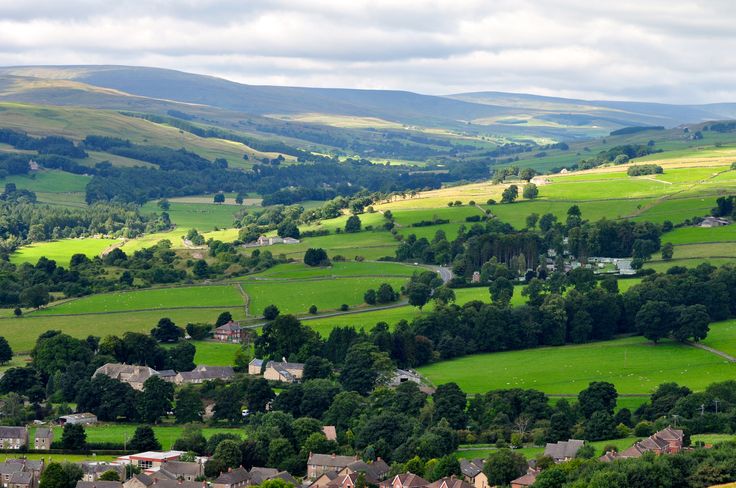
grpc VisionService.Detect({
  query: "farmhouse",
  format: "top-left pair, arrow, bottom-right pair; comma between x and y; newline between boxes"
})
263,360 -> 305,383
214,321 -> 244,343
175,365 -> 235,384
59,413 -> 98,425
700,216 -> 729,228
543,439 -> 585,462
33,428 -> 53,450
0,427 -> 28,450
94,363 -> 160,390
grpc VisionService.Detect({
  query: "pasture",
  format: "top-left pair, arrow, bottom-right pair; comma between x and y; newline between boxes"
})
32,285 -> 244,315
418,334 -> 736,395
10,238 -> 117,265
249,261 -> 420,280
140,200 -> 245,231
457,437 -> 638,460
700,320 -> 736,358
3,170 -> 90,193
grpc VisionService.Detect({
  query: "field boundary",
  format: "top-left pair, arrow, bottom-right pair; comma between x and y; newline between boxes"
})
5,305 -> 241,320
688,342 -> 736,362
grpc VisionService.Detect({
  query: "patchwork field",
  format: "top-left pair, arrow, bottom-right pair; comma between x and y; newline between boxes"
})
10,238 -> 118,265
140,200 -> 246,231
249,261 -> 420,280
418,333 -> 736,395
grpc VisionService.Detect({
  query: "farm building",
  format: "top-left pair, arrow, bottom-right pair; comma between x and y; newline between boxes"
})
700,216 -> 729,227
214,321 -> 244,343
93,363 -> 160,390
544,439 -> 585,462
174,365 -> 235,384
59,413 -> 98,425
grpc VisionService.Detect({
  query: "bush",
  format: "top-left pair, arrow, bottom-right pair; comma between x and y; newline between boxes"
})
308,305 -> 318,314
263,305 -> 280,320
340,304 -> 349,311
304,248 -> 329,267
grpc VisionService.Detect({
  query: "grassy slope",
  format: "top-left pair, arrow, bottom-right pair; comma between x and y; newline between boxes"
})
10,238 -> 117,265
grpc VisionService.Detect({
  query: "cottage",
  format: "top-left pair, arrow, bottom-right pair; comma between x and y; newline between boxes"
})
0,428 -> 28,450
212,467 -> 249,488
175,365 -> 235,384
543,439 -> 584,463
157,370 -> 177,383
263,361 -> 305,383
93,364 -> 160,391
306,454 -> 359,480
59,413 -> 98,425
158,461 -> 203,481
76,481 -> 123,488
248,359 -> 264,376
337,459 -> 389,482
214,322 -> 244,343
34,428 -> 53,450
459,459 -> 487,488
81,463 -> 126,482
8,471 -> 32,488
378,473 -> 429,488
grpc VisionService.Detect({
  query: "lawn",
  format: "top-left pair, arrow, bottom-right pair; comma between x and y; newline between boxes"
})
10,238 -> 118,265
190,341 -> 242,366
392,206 -> 483,226
32,285 -> 245,315
305,305 -> 427,337
266,231 -> 399,261
539,178 -> 677,201
672,242 -> 736,259
632,197 -> 717,224
243,276 -> 410,316
418,334 -> 736,395
249,261 -> 420,280
0,307 -> 246,353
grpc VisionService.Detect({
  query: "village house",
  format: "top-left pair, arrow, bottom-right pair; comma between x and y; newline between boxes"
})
325,472 -> 379,488
77,481 -> 123,488
306,454 -> 359,480
427,476 -> 473,488
459,459 -> 487,488
308,472 -> 339,488
543,439 -> 585,463
175,365 -> 235,384
616,426 -> 685,459
117,451 -> 184,472
263,360 -> 305,383
378,473 -> 429,488
248,359 -> 264,376
157,461 -> 203,481
123,478 -> 199,488
121,473 -> 154,488
94,364 -> 160,391
214,322 -> 244,343
59,413 -> 98,425
81,463 -> 126,482
0,462 -> 24,488
0,428 -> 28,450
8,472 -> 33,488
33,428 -> 52,450
212,467 -> 249,488
509,469 -> 539,488
0,460 -> 43,488
212,466 -> 296,488
337,459 -> 389,482
322,426 -> 337,442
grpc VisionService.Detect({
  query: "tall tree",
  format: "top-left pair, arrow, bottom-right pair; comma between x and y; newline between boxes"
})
0,337 -> 13,365
60,423 -> 87,450
129,426 -> 161,451
174,386 -> 204,424
151,317 -> 184,343
139,376 -> 174,423
433,382 -> 467,429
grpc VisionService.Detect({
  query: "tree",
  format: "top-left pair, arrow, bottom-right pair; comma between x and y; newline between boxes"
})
213,193 -> 225,204
245,378 -> 275,413
483,449 -> 527,486
277,220 -> 300,239
432,286 -> 456,306
263,305 -> 280,321
99,471 -> 120,481
213,386 -> 243,423
584,411 -> 617,441
173,424 -> 207,454
672,304 -> 710,342
339,343 -> 389,395
151,317 -> 184,343
215,311 -> 233,327
578,381 -> 618,418
21,284 -> 50,309
167,341 -> 195,372
661,242 -> 674,261
40,463 -> 70,488
376,283 -> 399,303
255,314 -> 321,361
174,386 -> 204,423
192,259 -> 209,278
0,337 -> 12,365
636,300 -> 672,343
522,183 -> 539,199
539,213 -> 557,232
345,215 -> 362,233
60,423 -> 87,450
526,213 -> 539,229
501,185 -> 519,204
364,289 -> 377,305
433,382 -> 467,429
213,439 -> 242,469
157,199 -> 170,211
489,277 -> 514,305
32,333 -> 92,376
303,357 -> 333,381
139,376 -> 174,424
406,282 -> 431,309
129,426 -> 161,451
304,248 -> 329,267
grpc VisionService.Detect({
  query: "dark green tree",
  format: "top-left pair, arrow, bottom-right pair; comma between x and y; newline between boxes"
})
483,449 -> 527,486
151,317 -> 184,343
129,426 -> 161,451
215,311 -> 233,327
174,386 -> 204,423
0,337 -> 13,365
345,215 -> 362,233
636,300 -> 672,343
501,185 -> 519,204
406,282 -> 431,309
304,248 -> 329,266
263,305 -> 280,320
60,423 -> 87,450
578,381 -> 618,418
139,376 -> 174,424
245,378 -> 275,413
433,382 -> 467,429
213,439 -> 242,468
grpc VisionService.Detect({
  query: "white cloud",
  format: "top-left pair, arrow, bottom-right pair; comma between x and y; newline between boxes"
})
0,0 -> 735,102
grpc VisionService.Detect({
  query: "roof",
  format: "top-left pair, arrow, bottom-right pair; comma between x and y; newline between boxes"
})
543,439 -> 584,460
427,477 -> 473,488
248,467 -> 279,485
94,363 -> 159,383
138,480 -> 200,488
157,370 -> 177,378
272,471 -> 298,485
459,459 -> 483,478
308,454 -> 358,469
129,451 -> 184,461
249,359 -> 264,367
60,413 -> 97,420
178,365 -> 235,382
322,426 -> 337,441
215,321 -> 242,333
266,361 -> 305,382
131,474 -> 154,487
214,466 -> 249,485
76,482 -> 123,488
82,463 -> 125,475
0,463 -> 23,475
159,461 -> 202,478
0,427 -> 26,438
381,473 -> 429,488
10,472 -> 33,485
35,427 -> 52,439
598,451 -> 619,463
509,472 -> 537,487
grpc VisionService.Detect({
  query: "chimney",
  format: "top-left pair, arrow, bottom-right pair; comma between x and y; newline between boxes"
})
228,467 -> 233,472
376,457 -> 382,463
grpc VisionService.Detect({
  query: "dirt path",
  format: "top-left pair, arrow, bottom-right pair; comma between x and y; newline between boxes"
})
236,283 -> 250,317
688,341 -> 736,362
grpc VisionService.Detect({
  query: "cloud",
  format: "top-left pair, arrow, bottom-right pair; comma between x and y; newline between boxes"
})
0,0 -> 735,102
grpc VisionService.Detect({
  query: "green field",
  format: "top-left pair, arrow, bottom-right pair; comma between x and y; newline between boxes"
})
645,258 -> 735,273
418,334 -> 736,395
456,436 -> 638,460
664,225 -> 736,245
266,231 -> 399,261
487,199 -> 650,228
189,340 -> 242,366
33,285 -> 244,315
700,320 -> 736,358
243,276 -> 410,316
0,307 -> 245,353
3,170 -> 91,193
249,261 -> 421,280
140,200 -> 245,231
10,238 -> 117,265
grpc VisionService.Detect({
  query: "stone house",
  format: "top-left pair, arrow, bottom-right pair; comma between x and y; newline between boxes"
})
93,364 -> 160,391
306,454 -> 358,480
0,460 -> 44,488
81,463 -> 126,482
212,467 -> 249,488
34,428 -> 53,450
8,472 -> 32,488
543,439 -> 585,463
157,461 -> 203,481
459,459 -> 487,488
214,322 -> 244,343
263,360 -> 305,383
175,365 -> 235,384
76,482 -> 123,488
510,469 -> 539,488
0,427 -> 28,450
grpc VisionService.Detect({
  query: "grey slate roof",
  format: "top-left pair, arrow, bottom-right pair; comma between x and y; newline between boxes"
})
9,472 -> 32,485
0,463 -> 24,475
543,439 -> 584,461
308,454 -> 358,469
159,461 -> 202,478
459,459 -> 483,478
35,428 -> 52,439
0,427 -> 26,438
214,467 -> 249,486
248,467 -> 279,485
76,481 -> 123,488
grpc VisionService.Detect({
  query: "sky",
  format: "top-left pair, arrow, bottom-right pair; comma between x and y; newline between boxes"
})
1,0 -> 735,103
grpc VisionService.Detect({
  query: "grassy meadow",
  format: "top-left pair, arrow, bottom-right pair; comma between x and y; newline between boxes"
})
10,238 -> 117,265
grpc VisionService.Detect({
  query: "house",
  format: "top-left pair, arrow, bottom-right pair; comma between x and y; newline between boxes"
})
0,463 -> 24,488
175,365 -> 235,384
543,439 -> 585,463
618,426 -> 684,458
123,479 -> 199,488
322,426 -> 337,442
8,472 -> 33,488
0,460 -> 44,488
471,272 -> 480,284
81,463 -> 126,482
338,459 -> 389,482
248,359 -> 264,376
34,428 -> 53,450
117,451 -> 184,471
212,467 -> 249,488
157,370 -> 177,383
510,470 -> 538,488
121,474 -> 154,488
326,472 -> 379,488
76,482 -> 123,488
59,413 -> 98,425
427,477 -> 473,488
263,361 -> 305,383
459,459 -> 487,488
378,473 -> 429,488
93,364 -> 160,391
389,369 -> 421,387
0,428 -> 28,450
598,450 -> 619,463
700,216 -> 730,228
247,467 -> 279,485
214,322 -> 244,343
282,237 -> 300,245
158,461 -> 203,481
307,454 -> 359,480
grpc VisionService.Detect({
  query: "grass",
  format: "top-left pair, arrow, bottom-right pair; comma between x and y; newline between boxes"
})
3,170 -> 90,193
243,276 -> 410,316
700,320 -> 736,358
266,231 -> 399,261
249,261 -> 421,280
32,285 -> 244,315
391,206 -> 483,226
456,437 -> 638,460
488,199 -> 651,228
0,307 -> 246,353
645,258 -> 735,273
0,453 -> 118,462
418,334 -> 736,395
140,201 -> 246,231
671,242 -> 736,259
10,238 -> 118,265
189,341 -> 242,366
664,225 -> 736,245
